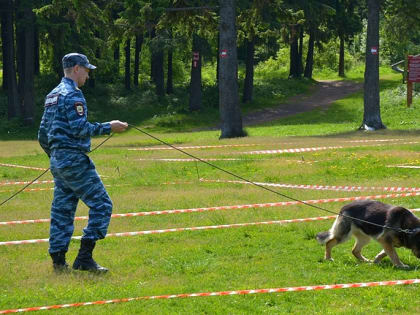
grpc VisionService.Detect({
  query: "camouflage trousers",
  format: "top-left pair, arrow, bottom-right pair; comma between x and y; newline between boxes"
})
49,149 -> 113,254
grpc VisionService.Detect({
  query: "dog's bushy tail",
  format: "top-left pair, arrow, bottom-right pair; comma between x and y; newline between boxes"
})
316,231 -> 331,245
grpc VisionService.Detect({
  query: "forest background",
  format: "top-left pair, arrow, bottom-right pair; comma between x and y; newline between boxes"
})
0,0 -> 419,138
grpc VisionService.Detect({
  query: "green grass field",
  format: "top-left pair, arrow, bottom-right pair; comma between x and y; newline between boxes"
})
0,71 -> 420,314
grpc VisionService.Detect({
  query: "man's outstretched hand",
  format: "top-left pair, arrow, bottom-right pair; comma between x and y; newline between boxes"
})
110,120 -> 128,133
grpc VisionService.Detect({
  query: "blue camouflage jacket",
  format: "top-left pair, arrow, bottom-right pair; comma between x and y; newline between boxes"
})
38,77 -> 111,156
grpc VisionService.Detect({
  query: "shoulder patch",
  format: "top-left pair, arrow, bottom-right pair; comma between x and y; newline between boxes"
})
74,102 -> 85,116
45,94 -> 59,107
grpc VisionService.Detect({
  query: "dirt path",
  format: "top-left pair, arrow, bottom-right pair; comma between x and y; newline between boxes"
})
242,80 -> 363,126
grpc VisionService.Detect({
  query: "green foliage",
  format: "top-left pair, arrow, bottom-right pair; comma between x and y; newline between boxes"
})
2,0 -> 419,137
332,0 -> 364,41
35,0 -> 108,74
313,38 -> 362,71
254,54 -> 288,77
254,39 -> 363,78
381,0 -> 420,62
160,0 -> 218,39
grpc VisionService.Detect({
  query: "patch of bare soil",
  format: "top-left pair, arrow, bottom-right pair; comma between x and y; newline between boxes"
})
242,80 -> 363,126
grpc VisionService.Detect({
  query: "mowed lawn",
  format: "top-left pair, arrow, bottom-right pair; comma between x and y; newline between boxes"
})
1,74 -> 420,314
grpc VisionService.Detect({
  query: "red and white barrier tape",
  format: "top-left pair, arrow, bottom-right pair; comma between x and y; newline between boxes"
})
241,145 -> 344,155
2,217 -> 333,246
0,187 -> 54,193
2,192 -> 420,227
285,160 -> 322,164
162,181 -> 196,185
1,279 -> 419,314
127,139 -> 405,151
4,209 -> 420,246
388,165 -> 420,169
0,185 -> 115,194
128,143 -> 261,151
0,163 -> 107,177
200,179 -> 420,193
136,158 -> 245,162
345,139 -> 404,143
239,142 -> 419,155
0,163 -> 47,171
104,216 -> 337,237
0,180 -> 54,186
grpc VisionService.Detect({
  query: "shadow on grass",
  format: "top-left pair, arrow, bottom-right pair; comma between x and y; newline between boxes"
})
316,129 -> 420,139
251,76 -> 419,135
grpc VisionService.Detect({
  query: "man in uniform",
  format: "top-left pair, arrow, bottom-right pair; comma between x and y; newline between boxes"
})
38,53 -> 128,273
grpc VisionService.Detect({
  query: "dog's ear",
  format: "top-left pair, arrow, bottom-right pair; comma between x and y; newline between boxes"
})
395,207 -> 420,227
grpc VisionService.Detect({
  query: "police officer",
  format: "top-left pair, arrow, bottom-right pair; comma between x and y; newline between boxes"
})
38,53 -> 128,273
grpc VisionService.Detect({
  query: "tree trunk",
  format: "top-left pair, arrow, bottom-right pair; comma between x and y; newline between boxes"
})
1,0 -> 20,119
1,9 -> 8,90
134,34 -> 143,86
34,16 -> 39,76
88,48 -> 99,88
150,29 -> 155,83
298,26 -> 304,76
21,2 -> 34,125
289,24 -> 301,78
361,0 -> 385,130
189,34 -> 202,111
114,43 -> 120,73
216,32 -> 220,87
166,31 -> 173,94
51,37 -> 63,78
338,34 -> 345,77
150,29 -> 164,96
218,0 -> 244,138
124,38 -> 131,90
304,28 -> 314,79
242,37 -> 255,103
166,48 -> 173,94
153,49 -> 164,96
15,0 -> 25,108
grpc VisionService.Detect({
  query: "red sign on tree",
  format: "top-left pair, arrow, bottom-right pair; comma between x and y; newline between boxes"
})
370,46 -> 378,55
408,55 -> 420,83
193,52 -> 199,68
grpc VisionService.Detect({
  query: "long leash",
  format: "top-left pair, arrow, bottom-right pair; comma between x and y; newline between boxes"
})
128,124 -> 414,235
0,134 -> 113,207
0,126 -> 414,235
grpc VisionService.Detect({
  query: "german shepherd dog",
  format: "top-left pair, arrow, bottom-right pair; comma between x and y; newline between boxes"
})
316,200 -> 420,268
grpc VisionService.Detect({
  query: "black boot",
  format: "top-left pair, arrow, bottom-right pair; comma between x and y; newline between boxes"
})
50,251 -> 69,272
73,239 -> 108,273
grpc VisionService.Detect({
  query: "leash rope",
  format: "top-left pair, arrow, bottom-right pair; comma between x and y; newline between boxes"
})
128,124 -> 413,234
0,168 -> 50,207
0,134 -> 113,207
1,125 -> 413,235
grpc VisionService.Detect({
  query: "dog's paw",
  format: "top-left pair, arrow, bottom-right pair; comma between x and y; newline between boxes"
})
357,256 -> 373,263
395,264 -> 410,269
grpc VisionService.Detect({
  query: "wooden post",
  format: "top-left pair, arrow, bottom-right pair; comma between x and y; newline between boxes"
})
407,81 -> 413,107
407,55 -> 420,106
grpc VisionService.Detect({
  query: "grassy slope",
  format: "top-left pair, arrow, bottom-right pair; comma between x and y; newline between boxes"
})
0,69 -> 420,314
